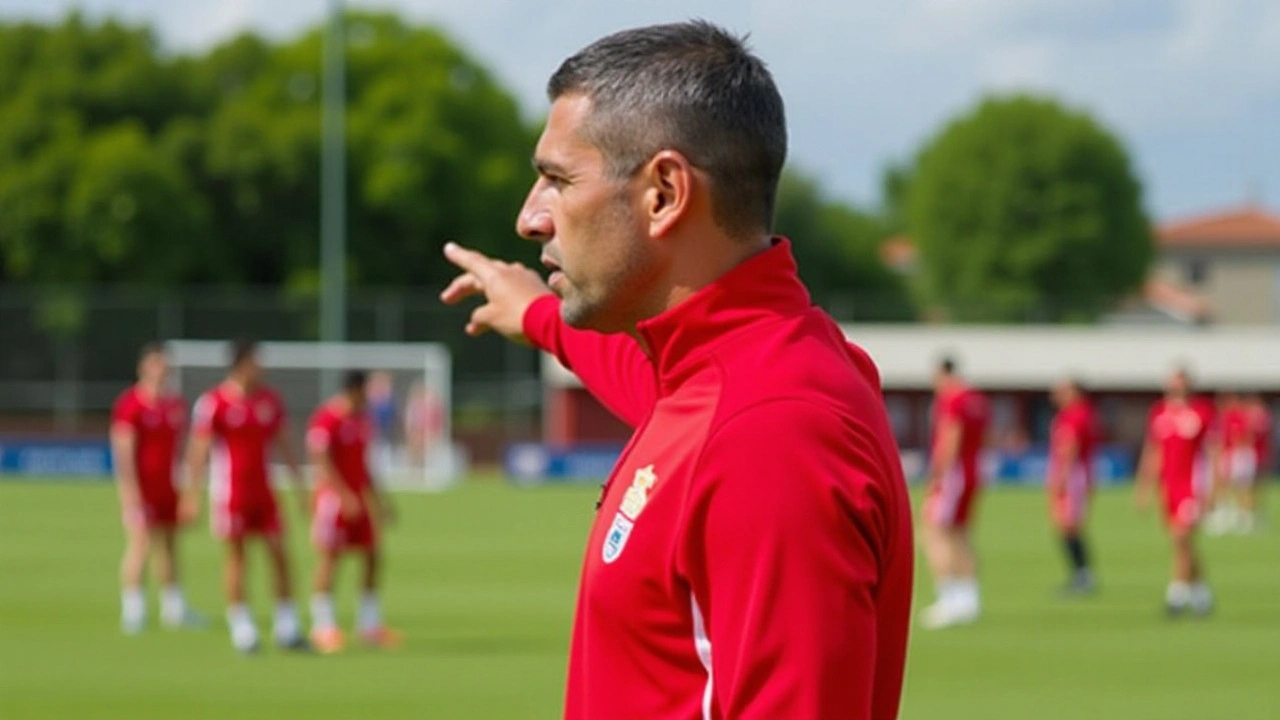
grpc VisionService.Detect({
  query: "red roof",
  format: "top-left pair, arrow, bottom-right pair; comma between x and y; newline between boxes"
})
1157,205 -> 1280,248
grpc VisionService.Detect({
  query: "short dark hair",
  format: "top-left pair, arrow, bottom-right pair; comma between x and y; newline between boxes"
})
547,20 -> 787,237
138,341 -> 167,363
938,355 -> 958,375
343,370 -> 368,394
229,338 -> 257,370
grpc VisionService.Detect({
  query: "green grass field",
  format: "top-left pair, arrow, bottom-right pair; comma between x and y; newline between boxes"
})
2,479 -> 1278,719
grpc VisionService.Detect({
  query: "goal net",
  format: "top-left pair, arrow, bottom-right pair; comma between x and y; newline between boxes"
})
168,340 -> 463,491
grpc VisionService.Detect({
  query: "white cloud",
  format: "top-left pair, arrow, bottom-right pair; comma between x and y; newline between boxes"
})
0,0 -> 1276,216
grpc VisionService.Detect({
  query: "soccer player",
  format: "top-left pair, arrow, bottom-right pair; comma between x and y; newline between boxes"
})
1136,367 -> 1215,616
181,339 -> 310,652
404,382 -> 444,468
1207,391 -> 1255,534
366,370 -> 397,476
110,342 -> 203,633
919,357 -> 991,629
1241,392 -> 1272,530
441,22 -> 912,720
1046,378 -> 1099,594
306,370 -> 401,653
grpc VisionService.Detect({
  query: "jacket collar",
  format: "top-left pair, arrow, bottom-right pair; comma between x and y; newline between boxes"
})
635,238 -> 811,394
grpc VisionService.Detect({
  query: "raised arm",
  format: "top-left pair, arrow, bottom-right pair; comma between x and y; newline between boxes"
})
440,242 -> 657,427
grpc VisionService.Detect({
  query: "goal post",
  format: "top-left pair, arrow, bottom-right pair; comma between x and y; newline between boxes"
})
168,340 -> 464,491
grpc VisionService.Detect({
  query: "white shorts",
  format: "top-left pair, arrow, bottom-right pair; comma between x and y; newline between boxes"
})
1227,448 -> 1258,487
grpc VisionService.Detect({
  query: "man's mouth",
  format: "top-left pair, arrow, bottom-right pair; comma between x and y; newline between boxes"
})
541,255 -> 565,289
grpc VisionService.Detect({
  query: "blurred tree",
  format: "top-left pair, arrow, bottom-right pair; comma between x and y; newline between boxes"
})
0,12 -> 534,290
773,170 -> 915,322
906,94 -> 1152,322
186,12 -> 535,290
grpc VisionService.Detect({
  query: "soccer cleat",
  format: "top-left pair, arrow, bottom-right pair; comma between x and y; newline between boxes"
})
1059,570 -> 1097,597
358,626 -> 404,650
310,627 -> 346,655
277,634 -> 314,653
121,615 -> 146,636
162,608 -> 211,631
919,601 -> 978,630
232,632 -> 261,655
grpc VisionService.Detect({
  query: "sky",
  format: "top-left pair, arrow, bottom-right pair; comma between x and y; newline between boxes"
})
3,0 -> 1278,221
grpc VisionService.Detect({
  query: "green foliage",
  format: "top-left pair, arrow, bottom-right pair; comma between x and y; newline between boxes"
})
774,171 -> 915,321
0,12 -> 534,289
907,94 -> 1152,322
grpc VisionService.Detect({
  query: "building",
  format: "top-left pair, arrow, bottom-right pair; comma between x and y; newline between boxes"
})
1151,205 -> 1280,325
538,325 -> 1280,482
881,203 -> 1280,326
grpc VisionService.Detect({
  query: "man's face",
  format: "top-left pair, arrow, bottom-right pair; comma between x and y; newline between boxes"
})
139,352 -> 169,387
1051,381 -> 1072,409
349,386 -> 368,413
517,94 -> 659,332
237,354 -> 263,387
1166,370 -> 1190,400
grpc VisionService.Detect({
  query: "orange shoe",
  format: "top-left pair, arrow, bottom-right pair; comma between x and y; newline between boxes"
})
310,626 -> 346,655
358,626 -> 403,650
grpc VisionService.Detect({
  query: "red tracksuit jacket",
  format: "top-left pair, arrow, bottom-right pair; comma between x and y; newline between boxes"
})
523,240 -> 913,720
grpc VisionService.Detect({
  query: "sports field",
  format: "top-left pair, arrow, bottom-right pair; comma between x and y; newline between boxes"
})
1,479 -> 1278,720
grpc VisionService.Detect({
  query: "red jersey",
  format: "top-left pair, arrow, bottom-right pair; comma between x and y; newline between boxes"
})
933,384 -> 990,481
1219,405 -> 1253,451
524,240 -> 912,720
1049,399 -> 1098,482
1248,402 -> 1273,463
307,401 -> 373,495
1148,397 -> 1214,494
192,383 -> 286,509
111,385 -> 186,498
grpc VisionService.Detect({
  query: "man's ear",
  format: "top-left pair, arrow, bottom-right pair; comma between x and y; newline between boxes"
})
641,150 -> 694,238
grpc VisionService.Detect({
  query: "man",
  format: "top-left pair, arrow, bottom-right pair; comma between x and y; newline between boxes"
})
306,370 -> 401,653
919,357 -> 990,629
404,382 -> 444,469
1136,367 -> 1215,616
1046,378 -> 1099,594
440,22 -> 912,720
110,342 -> 203,633
182,339 -> 310,653
1207,391 -> 1255,534
1245,393 -> 1273,525
366,370 -> 397,476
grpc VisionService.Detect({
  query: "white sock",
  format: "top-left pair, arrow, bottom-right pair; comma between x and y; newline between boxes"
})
160,586 -> 187,624
956,579 -> 981,613
357,592 -> 382,633
274,600 -> 301,642
1190,582 -> 1213,610
226,604 -> 258,649
1166,581 -> 1192,607
936,580 -> 958,606
310,593 -> 337,632
122,588 -> 146,626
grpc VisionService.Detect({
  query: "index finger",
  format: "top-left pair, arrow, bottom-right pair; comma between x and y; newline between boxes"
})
444,242 -> 499,282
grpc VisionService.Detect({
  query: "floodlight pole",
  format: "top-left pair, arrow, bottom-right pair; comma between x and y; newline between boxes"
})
320,0 -> 347,347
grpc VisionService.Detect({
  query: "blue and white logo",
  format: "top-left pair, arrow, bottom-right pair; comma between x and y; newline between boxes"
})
602,513 -> 635,564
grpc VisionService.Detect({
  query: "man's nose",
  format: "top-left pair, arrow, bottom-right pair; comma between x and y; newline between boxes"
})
517,192 -> 553,242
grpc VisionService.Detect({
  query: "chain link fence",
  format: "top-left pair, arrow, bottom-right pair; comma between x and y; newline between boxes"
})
0,286 -> 542,459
